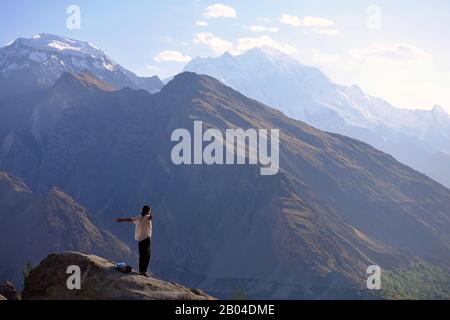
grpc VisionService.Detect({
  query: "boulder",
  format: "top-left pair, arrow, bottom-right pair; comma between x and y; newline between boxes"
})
22,252 -> 214,300
0,281 -> 20,300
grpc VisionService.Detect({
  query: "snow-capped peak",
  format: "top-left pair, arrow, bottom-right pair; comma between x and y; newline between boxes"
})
242,46 -> 289,59
0,33 -> 118,78
0,33 -> 164,94
432,105 -> 448,116
183,45 -> 450,161
219,51 -> 234,59
10,33 -> 106,59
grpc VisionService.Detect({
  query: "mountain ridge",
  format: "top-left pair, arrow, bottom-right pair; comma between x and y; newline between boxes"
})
0,170 -> 135,286
0,33 -> 164,98
184,47 -> 450,188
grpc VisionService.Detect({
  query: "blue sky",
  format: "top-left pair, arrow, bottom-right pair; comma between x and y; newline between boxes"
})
1,0 -> 450,111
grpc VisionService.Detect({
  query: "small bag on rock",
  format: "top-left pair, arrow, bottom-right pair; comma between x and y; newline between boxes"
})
115,262 -> 133,273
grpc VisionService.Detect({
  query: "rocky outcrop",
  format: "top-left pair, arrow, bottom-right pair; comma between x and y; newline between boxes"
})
22,252 -> 214,300
0,281 -> 20,300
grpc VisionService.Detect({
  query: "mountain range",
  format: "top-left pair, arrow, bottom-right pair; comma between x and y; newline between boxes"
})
184,47 -> 450,188
0,34 -> 449,298
0,33 -> 164,98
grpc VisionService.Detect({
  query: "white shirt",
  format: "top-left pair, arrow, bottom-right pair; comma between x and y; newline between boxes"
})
132,214 -> 152,242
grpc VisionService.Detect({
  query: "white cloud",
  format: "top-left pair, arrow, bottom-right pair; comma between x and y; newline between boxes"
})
193,32 -> 233,54
192,32 -> 297,56
234,35 -> 297,55
350,43 -> 432,62
309,48 -> 341,63
298,16 -> 339,36
154,50 -> 192,63
280,14 -> 301,27
145,65 -> 159,71
314,29 -> 340,36
204,3 -> 237,19
246,25 -> 266,32
303,16 -> 334,27
196,21 -> 208,27
245,25 -> 279,33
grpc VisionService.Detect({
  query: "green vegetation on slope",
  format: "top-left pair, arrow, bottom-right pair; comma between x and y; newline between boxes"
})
379,262 -> 450,299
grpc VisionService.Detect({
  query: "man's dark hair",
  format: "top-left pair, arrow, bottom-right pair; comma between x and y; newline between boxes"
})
141,205 -> 151,216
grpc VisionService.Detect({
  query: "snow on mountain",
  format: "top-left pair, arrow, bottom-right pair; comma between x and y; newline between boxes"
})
0,33 -> 163,95
184,46 -> 450,187
186,47 -> 390,130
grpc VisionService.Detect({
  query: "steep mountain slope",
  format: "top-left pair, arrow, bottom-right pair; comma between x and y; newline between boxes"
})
0,171 -> 134,287
0,71 -> 119,188
184,47 -> 450,188
0,33 -> 163,97
0,71 -> 448,298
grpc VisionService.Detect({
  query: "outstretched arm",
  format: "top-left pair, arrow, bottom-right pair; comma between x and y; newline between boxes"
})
115,217 -> 133,223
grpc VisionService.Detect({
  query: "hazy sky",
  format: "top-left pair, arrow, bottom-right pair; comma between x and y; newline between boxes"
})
1,0 -> 450,111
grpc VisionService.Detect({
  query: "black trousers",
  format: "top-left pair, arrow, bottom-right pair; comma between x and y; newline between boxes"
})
138,237 -> 151,273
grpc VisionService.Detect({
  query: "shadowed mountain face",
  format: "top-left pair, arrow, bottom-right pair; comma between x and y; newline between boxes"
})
0,71 -> 449,298
0,171 -> 134,286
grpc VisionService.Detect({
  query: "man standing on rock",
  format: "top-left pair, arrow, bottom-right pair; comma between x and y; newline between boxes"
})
115,205 -> 153,277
